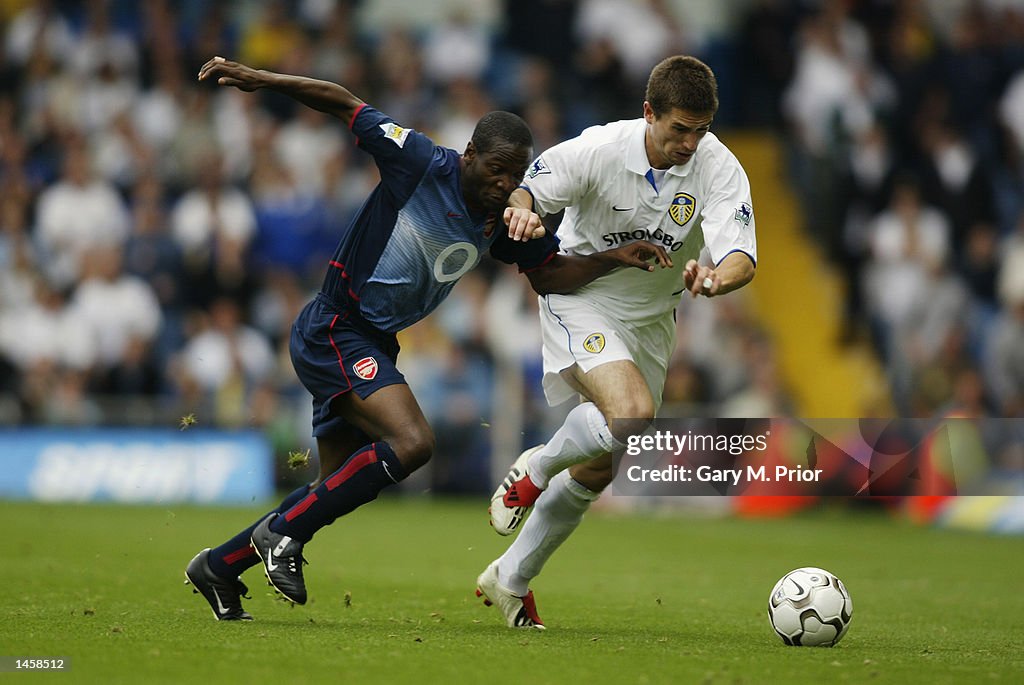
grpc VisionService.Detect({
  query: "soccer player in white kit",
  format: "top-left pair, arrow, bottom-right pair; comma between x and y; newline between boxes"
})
477,56 -> 758,629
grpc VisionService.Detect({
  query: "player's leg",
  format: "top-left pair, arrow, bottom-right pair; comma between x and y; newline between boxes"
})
250,297 -> 434,603
490,294 -> 663,535
207,430 -> 366,576
267,382 -> 432,542
252,382 -> 434,604
481,306 -> 673,628
530,359 -> 653,484
490,359 -> 655,535
480,363 -> 651,626
477,454 -> 611,629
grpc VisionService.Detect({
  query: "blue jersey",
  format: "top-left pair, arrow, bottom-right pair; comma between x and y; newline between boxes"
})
321,105 -> 558,333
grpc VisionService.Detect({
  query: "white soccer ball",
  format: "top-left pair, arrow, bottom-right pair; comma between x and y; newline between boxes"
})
768,567 -> 853,647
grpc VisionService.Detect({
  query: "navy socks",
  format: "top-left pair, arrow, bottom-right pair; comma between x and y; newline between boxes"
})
271,442 -> 407,543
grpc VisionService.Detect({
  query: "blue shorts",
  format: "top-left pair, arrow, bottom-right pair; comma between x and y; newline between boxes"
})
290,294 -> 405,438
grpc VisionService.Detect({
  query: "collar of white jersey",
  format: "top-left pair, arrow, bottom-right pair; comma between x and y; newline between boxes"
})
625,118 -> 696,178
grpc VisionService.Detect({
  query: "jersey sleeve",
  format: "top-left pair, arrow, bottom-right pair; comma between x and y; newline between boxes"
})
489,228 -> 560,272
519,131 -> 598,217
699,151 -> 758,267
350,105 -> 437,205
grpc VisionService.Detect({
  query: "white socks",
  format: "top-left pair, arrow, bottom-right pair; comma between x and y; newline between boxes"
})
497,471 -> 600,596
527,402 -> 623,490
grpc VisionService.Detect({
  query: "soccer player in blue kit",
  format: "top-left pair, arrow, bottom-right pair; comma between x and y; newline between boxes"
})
184,56 -> 672,620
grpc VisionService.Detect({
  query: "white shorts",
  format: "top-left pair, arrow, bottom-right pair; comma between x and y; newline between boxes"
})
539,293 -> 676,408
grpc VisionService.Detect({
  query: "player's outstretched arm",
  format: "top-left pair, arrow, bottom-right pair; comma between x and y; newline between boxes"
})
198,56 -> 364,123
525,240 -> 673,295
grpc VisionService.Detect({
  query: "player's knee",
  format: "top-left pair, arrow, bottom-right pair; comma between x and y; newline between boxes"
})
389,427 -> 434,473
605,393 -> 655,423
604,396 -> 655,444
569,459 -> 615,492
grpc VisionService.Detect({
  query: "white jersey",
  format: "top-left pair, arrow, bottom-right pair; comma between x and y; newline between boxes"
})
523,118 -> 757,325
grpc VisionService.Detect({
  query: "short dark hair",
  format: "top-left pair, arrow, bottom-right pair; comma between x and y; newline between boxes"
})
471,111 -> 533,153
645,55 -> 718,118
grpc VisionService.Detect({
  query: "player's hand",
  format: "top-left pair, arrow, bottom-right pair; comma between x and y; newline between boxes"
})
683,259 -> 718,297
503,206 -> 545,242
198,56 -> 265,91
606,240 -> 673,272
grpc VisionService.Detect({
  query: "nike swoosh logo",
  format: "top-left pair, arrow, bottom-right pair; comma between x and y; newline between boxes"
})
266,547 -> 279,572
612,206 -> 633,211
212,587 -> 229,615
267,536 -> 291,572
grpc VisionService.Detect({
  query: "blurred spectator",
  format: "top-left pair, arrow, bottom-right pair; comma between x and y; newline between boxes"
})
996,69 -> 1024,233
307,1 -> 365,86
984,216 -> 1024,415
959,221 -> 1000,309
433,80 -> 495,152
1000,70 -> 1024,158
0,277 -> 96,380
170,150 -> 257,307
895,251 -> 971,414
936,2 -> 1003,157
501,0 -> 578,70
0,278 -> 97,422
67,0 -> 140,80
238,0 -> 304,70
67,245 -> 163,377
836,121 -> 898,342
736,0 -> 797,128
422,7 -> 492,85
783,2 -> 895,260
69,0 -> 141,137
133,63 -> 186,161
575,0 -> 686,84
122,175 -> 184,314
34,140 -> 129,289
371,28 -> 433,130
3,0 -> 73,68
272,106 -> 345,197
92,110 -> 156,188
249,147 -> 334,280
175,297 -> 277,426
914,119 -> 995,247
0,196 -> 36,313
862,177 -> 952,353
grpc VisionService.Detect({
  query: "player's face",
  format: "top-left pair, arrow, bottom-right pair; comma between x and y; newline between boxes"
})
463,142 -> 533,212
643,103 -> 713,169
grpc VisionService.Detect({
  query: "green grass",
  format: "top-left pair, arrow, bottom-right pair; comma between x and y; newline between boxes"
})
1,498 -> 1022,684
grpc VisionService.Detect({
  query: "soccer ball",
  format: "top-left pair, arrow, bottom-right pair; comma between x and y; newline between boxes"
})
768,567 -> 853,647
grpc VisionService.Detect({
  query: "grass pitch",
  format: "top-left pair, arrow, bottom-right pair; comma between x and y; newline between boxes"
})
1,497 -> 1021,684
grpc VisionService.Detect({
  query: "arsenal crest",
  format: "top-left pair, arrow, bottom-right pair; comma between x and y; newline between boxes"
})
353,357 -> 378,380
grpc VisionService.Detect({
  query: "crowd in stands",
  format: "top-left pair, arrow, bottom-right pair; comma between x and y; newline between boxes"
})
763,0 -> 1024,417
0,0 -> 1021,489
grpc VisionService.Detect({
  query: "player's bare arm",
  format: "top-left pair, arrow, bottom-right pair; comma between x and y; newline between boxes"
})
525,240 -> 672,295
198,56 -> 364,123
683,251 -> 755,298
503,188 -> 546,242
